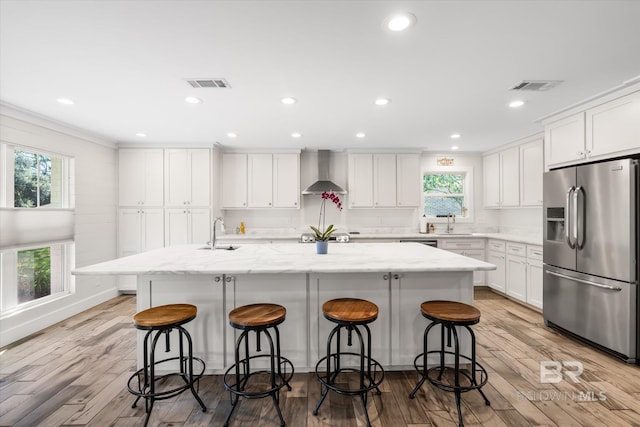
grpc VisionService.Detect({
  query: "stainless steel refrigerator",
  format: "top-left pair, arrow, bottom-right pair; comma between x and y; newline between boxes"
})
543,157 -> 639,363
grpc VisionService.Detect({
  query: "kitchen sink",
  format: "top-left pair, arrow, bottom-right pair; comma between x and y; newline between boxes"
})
198,245 -> 240,250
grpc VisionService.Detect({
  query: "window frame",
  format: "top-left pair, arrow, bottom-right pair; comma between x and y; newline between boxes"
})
1,143 -> 74,314
421,165 -> 474,223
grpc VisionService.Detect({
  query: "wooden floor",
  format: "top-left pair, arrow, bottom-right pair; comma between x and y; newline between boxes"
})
2,288 -> 640,426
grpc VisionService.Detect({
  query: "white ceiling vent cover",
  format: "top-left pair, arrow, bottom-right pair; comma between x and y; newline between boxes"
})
186,78 -> 231,88
510,80 -> 562,91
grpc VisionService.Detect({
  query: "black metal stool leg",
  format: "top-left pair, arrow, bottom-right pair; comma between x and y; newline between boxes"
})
409,321 -> 437,398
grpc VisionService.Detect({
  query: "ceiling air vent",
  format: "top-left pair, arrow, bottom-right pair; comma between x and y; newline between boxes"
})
186,78 -> 231,88
510,80 -> 562,91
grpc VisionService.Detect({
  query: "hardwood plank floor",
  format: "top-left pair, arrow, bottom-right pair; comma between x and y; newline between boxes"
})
1,289 -> 639,426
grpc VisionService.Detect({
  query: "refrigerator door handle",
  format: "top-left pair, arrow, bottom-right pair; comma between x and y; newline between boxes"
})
565,186 -> 576,249
574,186 -> 585,249
545,270 -> 623,291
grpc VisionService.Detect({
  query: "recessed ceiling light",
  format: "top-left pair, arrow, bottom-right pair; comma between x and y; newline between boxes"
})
450,133 -> 461,139
451,146 -> 459,150
356,132 -> 366,138
509,100 -> 525,108
57,98 -> 75,105
227,132 -> 237,138
281,97 -> 297,105
291,132 -> 302,138
135,132 -> 147,138
384,12 -> 417,32
375,98 -> 390,106
185,96 -> 202,104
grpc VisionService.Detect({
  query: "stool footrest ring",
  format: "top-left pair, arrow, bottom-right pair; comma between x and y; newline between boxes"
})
315,352 -> 384,396
413,350 -> 488,393
223,354 -> 294,398
127,356 -> 205,400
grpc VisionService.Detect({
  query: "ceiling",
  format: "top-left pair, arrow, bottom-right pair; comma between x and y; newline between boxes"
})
1,0 -> 639,152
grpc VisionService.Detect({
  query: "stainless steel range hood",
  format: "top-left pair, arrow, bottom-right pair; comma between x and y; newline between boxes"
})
302,150 -> 346,195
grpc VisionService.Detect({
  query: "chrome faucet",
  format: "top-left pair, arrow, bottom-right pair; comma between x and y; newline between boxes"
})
446,213 -> 455,234
210,217 -> 224,250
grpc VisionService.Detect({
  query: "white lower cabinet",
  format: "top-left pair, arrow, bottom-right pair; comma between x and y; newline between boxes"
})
165,208 -> 210,247
439,239 -> 486,286
506,254 -> 527,302
526,245 -> 543,309
486,239 -> 506,293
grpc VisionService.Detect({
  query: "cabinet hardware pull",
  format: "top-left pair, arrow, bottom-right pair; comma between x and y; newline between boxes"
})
393,274 -> 399,280
214,277 -> 221,282
383,275 -> 389,280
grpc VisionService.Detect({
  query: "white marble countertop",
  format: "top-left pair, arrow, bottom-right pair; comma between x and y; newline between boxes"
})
73,242 -> 496,276
217,232 -> 543,246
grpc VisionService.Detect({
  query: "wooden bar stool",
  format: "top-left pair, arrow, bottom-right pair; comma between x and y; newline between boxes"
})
127,304 -> 206,427
313,298 -> 384,427
409,300 -> 490,427
223,303 -> 294,427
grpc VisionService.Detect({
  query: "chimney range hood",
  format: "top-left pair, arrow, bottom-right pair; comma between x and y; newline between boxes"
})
302,150 -> 346,195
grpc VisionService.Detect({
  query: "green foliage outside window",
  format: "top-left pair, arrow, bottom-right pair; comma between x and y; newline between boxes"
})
14,150 -> 52,208
17,247 -> 51,303
423,173 -> 465,216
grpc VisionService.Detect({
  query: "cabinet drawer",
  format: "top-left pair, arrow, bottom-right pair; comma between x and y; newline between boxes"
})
506,242 -> 526,256
439,239 -> 484,250
527,245 -> 543,261
487,240 -> 505,252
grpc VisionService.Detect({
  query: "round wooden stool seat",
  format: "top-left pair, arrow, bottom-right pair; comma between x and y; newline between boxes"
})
322,298 -> 378,324
229,303 -> 286,329
133,304 -> 197,329
420,300 -> 480,325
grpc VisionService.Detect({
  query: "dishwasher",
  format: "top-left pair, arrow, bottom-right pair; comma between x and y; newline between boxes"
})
399,239 -> 438,248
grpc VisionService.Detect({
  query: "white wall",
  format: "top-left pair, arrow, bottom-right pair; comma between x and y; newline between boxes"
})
0,114 -> 119,346
221,151 -> 501,235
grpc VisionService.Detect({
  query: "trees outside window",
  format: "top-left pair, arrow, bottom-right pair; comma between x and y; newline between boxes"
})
423,173 -> 467,217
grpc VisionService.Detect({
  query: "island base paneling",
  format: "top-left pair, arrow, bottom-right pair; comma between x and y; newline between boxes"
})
136,271 -> 474,374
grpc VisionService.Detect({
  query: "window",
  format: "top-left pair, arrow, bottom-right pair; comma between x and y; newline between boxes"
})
1,145 -> 73,314
422,168 -> 473,221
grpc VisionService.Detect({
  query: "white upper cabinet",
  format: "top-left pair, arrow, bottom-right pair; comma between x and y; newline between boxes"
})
247,154 -> 273,207
222,153 -> 248,208
119,148 -> 164,206
586,90 -> 640,160
373,154 -> 397,207
519,138 -> 543,206
544,90 -> 640,169
272,153 -> 300,208
348,153 -> 419,208
544,113 -> 586,168
396,154 -> 420,207
348,154 -> 374,208
222,152 -> 300,209
164,148 -> 210,207
483,146 -> 519,208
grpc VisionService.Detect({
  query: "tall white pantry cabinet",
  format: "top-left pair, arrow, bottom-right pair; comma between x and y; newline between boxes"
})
117,148 -> 211,291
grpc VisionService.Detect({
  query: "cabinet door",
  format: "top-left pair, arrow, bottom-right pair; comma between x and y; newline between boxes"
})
519,139 -> 543,206
373,154 -> 397,207
486,251 -> 506,293
586,91 -> 640,159
483,153 -> 500,208
348,154 -> 373,207
273,153 -> 300,208
164,208 -> 189,247
119,150 -> 143,206
142,149 -> 164,206
500,147 -> 519,207
527,259 -> 543,309
189,149 -> 211,206
141,208 -> 164,251
506,254 -> 527,302
247,154 -> 273,207
118,208 -> 141,256
447,249 -> 485,286
165,149 -> 189,206
222,153 -> 248,208
190,208 -> 210,245
544,113 -> 586,168
396,154 -> 420,207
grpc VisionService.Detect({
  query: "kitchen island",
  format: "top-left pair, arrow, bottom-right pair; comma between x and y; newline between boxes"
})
74,242 -> 495,372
